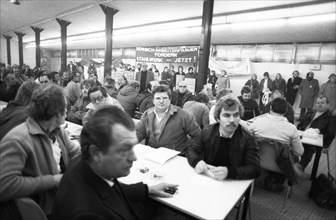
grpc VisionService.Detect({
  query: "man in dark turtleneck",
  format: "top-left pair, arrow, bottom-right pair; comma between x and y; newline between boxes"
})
135,63 -> 154,93
298,71 -> 319,120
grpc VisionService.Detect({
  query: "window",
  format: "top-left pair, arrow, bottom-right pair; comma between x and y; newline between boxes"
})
320,42 -> 336,64
255,44 -> 274,62
241,45 -> 256,60
296,43 -> 320,63
226,45 -> 241,61
273,44 -> 293,63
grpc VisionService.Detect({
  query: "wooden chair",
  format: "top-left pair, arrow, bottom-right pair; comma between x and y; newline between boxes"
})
15,198 -> 47,220
255,138 -> 296,213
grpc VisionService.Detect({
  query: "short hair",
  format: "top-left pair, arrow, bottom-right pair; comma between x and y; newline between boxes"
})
26,69 -> 35,78
317,95 -> 329,104
188,67 -> 193,72
80,106 -> 135,160
128,80 -> 140,89
271,90 -> 284,98
88,86 -> 107,98
241,86 -> 252,95
263,72 -> 269,78
105,78 -> 115,86
89,72 -> 98,77
28,84 -> 67,121
152,85 -> 172,99
216,89 -> 232,101
158,80 -> 169,86
81,79 -> 95,89
214,95 -> 244,121
39,73 -> 51,80
70,71 -> 80,80
15,81 -> 41,106
195,92 -> 210,104
49,71 -> 60,81
270,97 -> 287,115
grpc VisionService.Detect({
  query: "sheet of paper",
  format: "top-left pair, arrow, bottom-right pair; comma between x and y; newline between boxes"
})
142,147 -> 180,164
189,173 -> 222,189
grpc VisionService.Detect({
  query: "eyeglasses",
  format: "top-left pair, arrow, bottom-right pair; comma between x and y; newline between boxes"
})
179,86 -> 187,88
90,96 -> 104,103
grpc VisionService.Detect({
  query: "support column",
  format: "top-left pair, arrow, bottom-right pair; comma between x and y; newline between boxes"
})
100,4 -> 119,78
31,27 -> 44,68
3,35 -> 12,65
56,18 -> 71,73
15,32 -> 25,66
196,0 -> 214,93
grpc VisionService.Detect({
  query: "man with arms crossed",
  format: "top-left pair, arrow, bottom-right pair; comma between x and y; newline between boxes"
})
52,106 -> 177,220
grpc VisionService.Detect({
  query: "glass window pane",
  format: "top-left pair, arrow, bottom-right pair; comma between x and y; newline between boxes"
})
296,43 -> 320,63
241,45 -> 255,60
320,42 -> 336,63
226,45 -> 241,61
255,44 -> 274,62
273,44 -> 293,63
214,45 -> 227,59
124,48 -> 135,59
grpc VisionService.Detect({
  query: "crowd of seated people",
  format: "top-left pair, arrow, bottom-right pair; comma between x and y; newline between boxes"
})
0,60 -> 335,219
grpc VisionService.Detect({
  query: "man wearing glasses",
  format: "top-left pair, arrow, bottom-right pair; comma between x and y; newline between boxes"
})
171,80 -> 194,108
82,86 -> 123,125
136,85 -> 200,155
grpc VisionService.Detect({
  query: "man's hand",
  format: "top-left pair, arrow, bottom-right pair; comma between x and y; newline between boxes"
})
53,174 -> 63,186
210,166 -> 228,181
195,160 -> 213,174
148,183 -> 179,198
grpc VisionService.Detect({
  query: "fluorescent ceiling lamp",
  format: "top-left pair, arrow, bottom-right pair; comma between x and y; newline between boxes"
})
287,13 -> 336,24
229,18 -> 286,29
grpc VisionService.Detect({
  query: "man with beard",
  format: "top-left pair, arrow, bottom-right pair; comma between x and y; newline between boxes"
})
187,95 -> 260,180
135,63 -> 154,93
238,86 -> 260,120
298,71 -> 319,120
285,70 -> 302,106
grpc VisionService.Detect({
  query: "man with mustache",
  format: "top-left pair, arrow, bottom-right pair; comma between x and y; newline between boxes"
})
187,95 -> 260,180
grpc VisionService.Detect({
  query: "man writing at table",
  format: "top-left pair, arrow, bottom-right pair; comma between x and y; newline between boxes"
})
187,95 -> 260,180
297,95 -> 335,170
52,106 -> 177,220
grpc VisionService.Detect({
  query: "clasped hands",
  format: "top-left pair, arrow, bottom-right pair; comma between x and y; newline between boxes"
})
195,160 -> 228,181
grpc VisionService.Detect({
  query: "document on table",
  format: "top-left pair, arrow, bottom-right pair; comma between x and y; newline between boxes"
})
142,147 -> 180,164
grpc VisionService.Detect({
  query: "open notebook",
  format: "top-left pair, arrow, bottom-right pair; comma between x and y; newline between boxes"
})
141,147 -> 180,165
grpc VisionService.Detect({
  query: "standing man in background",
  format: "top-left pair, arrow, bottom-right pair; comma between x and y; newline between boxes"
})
135,63 -> 154,93
298,71 -> 319,121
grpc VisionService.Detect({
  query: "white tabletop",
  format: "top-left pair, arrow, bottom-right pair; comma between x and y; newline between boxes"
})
119,144 -> 253,220
298,130 -> 323,147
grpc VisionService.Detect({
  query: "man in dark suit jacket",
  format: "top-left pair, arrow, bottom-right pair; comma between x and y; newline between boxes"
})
297,95 -> 335,169
52,106 -> 177,220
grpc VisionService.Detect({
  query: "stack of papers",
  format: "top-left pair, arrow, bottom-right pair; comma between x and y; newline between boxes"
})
142,147 -> 180,164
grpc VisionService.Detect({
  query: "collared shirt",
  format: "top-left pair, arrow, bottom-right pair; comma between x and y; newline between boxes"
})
50,138 -> 61,173
154,107 -> 169,122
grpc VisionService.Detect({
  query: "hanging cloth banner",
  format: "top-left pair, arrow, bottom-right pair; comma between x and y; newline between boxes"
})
136,46 -> 199,64
208,57 -> 251,76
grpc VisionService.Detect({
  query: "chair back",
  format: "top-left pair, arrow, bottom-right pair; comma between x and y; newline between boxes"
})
15,198 -> 47,220
256,138 -> 284,174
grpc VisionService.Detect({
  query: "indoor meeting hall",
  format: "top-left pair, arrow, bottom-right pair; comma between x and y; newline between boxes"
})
0,0 -> 336,220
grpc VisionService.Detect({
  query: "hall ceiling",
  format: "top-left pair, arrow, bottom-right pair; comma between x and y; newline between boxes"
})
1,0 -> 335,50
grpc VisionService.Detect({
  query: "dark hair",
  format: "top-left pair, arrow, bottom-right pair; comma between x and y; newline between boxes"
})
263,72 -> 269,78
152,85 -> 172,99
216,89 -> 232,101
146,82 -> 152,91
15,81 -> 41,105
2,70 -> 14,80
188,67 -> 193,72
88,86 -> 107,98
270,97 -> 287,115
81,79 -> 95,89
28,84 -> 67,120
80,106 -> 135,160
49,71 -> 60,82
158,80 -> 169,86
306,71 -> 314,78
105,78 -> 115,86
241,86 -> 252,95
317,95 -> 329,104
26,69 -> 35,78
195,92 -> 210,104
70,71 -> 80,80
214,95 -> 244,121
39,72 -> 51,80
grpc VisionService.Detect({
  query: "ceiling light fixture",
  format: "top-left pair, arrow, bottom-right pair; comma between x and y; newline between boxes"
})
10,0 -> 22,5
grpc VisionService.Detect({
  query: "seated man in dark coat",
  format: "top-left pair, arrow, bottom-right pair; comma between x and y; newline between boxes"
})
238,86 -> 260,120
297,95 -> 335,170
52,106 -> 177,220
171,80 -> 194,108
187,95 -> 260,180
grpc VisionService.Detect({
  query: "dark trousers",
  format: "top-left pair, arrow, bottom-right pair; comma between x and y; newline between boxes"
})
299,108 -> 310,120
300,144 -> 316,170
